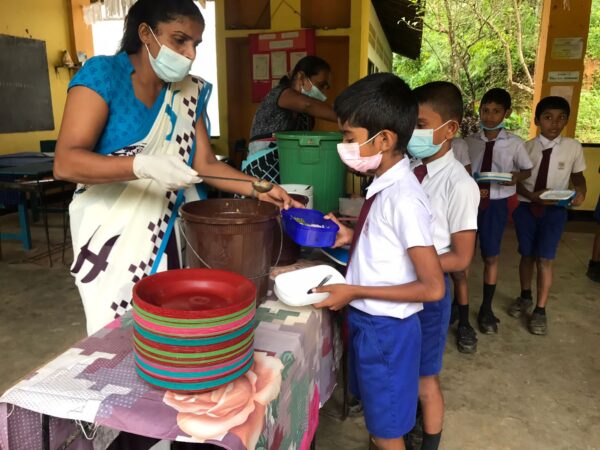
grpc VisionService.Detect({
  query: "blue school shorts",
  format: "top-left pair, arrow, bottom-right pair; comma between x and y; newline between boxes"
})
478,198 -> 509,257
512,202 -> 568,260
418,275 -> 451,377
347,307 -> 421,439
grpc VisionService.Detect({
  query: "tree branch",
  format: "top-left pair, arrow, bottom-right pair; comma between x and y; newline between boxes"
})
512,0 -> 534,87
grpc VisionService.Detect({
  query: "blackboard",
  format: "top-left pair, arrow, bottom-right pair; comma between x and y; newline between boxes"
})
0,34 -> 54,133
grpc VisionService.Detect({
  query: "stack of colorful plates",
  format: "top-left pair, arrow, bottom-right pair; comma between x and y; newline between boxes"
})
132,268 -> 256,393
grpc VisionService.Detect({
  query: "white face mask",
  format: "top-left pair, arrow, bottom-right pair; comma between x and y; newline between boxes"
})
301,78 -> 327,102
145,27 -> 193,83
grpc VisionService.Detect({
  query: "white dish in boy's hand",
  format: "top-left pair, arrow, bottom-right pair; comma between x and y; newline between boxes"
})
539,190 -> 576,201
475,171 -> 513,183
274,265 -> 346,307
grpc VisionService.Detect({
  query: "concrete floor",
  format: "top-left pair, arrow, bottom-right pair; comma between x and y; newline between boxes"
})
1,211 -> 599,450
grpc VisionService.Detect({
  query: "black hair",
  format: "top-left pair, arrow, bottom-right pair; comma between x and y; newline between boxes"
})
535,96 -> 570,119
413,81 -> 464,122
334,73 -> 417,153
279,55 -> 331,86
481,88 -> 512,110
119,0 -> 204,54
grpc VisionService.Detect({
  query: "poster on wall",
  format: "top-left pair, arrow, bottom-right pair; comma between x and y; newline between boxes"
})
249,29 -> 316,102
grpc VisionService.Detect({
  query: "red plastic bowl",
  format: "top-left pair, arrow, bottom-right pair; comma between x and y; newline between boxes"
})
133,269 -> 256,319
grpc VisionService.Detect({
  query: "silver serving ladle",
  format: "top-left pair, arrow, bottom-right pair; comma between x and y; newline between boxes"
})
196,175 -> 274,193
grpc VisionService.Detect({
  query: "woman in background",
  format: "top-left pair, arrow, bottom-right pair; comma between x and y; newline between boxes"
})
243,55 -> 338,182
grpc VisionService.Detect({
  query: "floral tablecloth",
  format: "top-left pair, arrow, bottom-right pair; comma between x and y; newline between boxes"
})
0,297 -> 338,450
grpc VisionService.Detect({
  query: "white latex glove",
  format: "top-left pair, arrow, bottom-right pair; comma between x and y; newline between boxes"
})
133,154 -> 202,191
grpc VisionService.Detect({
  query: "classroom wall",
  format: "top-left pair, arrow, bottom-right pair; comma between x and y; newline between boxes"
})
0,0 -> 74,155
367,2 -> 392,73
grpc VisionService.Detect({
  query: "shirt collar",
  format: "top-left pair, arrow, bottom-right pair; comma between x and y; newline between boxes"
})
538,135 -> 561,149
423,148 -> 455,178
479,128 -> 508,142
366,157 -> 410,199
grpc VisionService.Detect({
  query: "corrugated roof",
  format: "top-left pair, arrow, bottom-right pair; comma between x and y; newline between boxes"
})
372,0 -> 424,59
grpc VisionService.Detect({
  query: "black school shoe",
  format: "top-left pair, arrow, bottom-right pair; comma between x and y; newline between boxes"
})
529,311 -> 548,335
587,260 -> 600,283
456,323 -> 478,353
477,310 -> 499,334
508,296 -> 533,318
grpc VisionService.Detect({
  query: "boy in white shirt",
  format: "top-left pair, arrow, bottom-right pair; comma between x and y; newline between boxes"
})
312,73 -> 445,450
451,137 -> 472,173
408,82 -> 480,449
465,88 -> 532,334
447,136 -> 478,353
509,96 -> 586,334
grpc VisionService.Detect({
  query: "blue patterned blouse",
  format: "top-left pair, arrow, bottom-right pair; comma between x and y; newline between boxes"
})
68,52 -> 166,154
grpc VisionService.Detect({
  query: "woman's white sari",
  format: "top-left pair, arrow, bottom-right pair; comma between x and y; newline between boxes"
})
69,76 -> 211,335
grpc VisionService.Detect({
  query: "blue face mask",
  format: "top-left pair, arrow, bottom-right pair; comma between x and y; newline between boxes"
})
480,120 -> 505,131
301,78 -> 327,102
407,120 -> 453,159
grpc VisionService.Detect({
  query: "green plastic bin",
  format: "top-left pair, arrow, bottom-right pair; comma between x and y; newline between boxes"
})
275,131 -> 344,213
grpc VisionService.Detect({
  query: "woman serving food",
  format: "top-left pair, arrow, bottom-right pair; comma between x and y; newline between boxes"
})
54,0 -> 297,335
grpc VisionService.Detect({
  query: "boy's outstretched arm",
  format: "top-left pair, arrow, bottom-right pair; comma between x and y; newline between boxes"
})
571,172 -> 586,206
313,245 -> 445,311
439,230 -> 476,273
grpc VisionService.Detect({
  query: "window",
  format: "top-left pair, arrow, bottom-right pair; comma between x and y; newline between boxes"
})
91,1 -> 220,136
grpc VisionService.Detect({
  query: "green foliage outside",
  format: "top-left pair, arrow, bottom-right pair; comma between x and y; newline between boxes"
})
394,0 -> 600,143
576,0 -> 600,143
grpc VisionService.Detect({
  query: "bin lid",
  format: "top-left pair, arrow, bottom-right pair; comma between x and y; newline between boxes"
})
274,131 -> 342,144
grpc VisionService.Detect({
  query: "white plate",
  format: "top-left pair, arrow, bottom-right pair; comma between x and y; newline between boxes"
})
476,171 -> 513,183
274,264 -> 346,307
539,190 -> 576,201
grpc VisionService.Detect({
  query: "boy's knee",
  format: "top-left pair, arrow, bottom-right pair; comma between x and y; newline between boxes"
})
483,255 -> 498,265
419,375 -> 441,401
451,271 -> 467,282
536,257 -> 554,270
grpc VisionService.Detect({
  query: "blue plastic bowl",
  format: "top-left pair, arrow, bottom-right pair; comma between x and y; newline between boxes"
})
281,208 -> 339,248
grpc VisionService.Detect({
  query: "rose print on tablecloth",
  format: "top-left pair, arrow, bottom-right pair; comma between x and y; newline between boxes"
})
163,351 -> 284,449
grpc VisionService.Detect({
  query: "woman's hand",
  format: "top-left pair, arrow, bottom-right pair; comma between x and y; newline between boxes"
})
257,185 -> 304,209
133,154 -> 202,190
324,213 -> 354,248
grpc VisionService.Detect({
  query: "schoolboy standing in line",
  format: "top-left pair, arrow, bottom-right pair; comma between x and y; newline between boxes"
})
409,82 -> 480,449
465,88 -> 532,334
448,136 -> 478,353
509,96 -> 586,334
313,73 -> 445,450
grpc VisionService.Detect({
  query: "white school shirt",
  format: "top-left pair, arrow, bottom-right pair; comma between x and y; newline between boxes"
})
411,150 -> 480,255
347,157 -> 434,319
465,129 -> 533,199
452,137 -> 472,167
519,136 -> 587,202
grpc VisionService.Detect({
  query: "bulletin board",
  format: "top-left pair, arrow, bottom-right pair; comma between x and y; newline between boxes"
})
249,29 -> 316,102
0,34 -> 54,133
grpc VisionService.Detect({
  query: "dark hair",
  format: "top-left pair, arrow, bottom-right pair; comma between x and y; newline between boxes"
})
413,81 -> 464,122
481,88 -> 512,110
535,96 -> 570,119
279,55 -> 331,86
119,0 -> 204,54
334,73 -> 417,153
